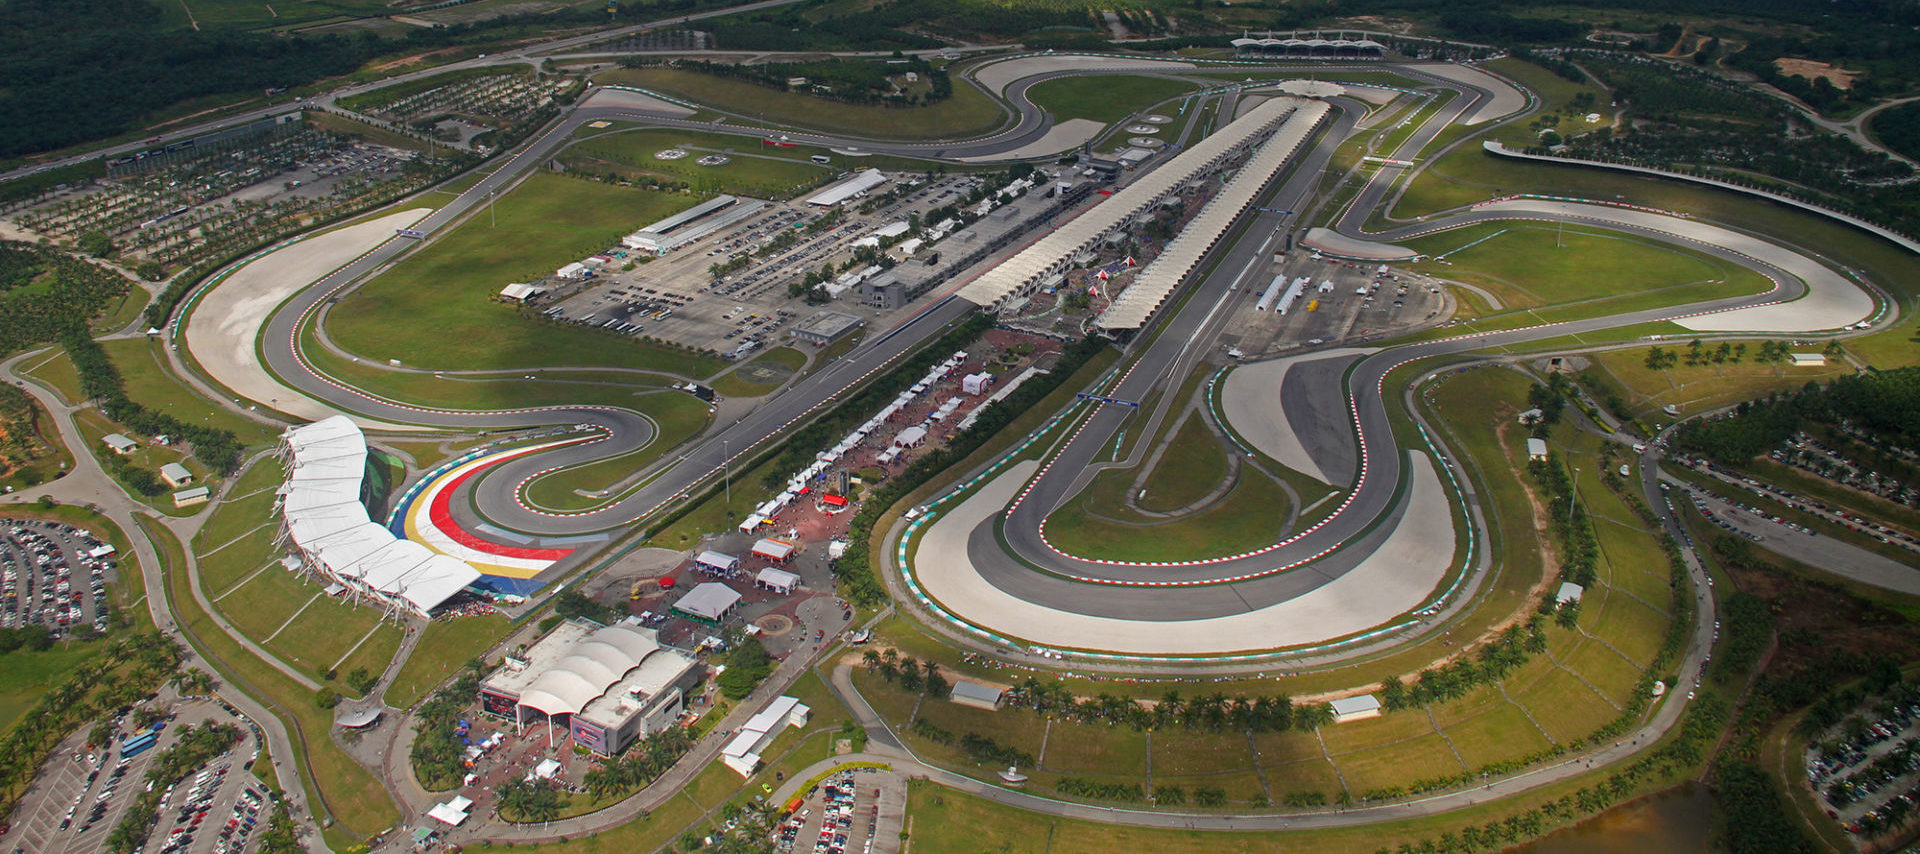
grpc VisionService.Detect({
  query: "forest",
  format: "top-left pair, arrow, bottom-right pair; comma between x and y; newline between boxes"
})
0,243 -> 134,358
1672,367 -> 1920,464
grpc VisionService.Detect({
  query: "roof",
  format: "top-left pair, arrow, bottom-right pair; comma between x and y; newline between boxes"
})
674,582 -> 742,621
895,425 -> 928,446
577,643 -> 700,728
755,567 -> 800,589
282,416 -> 479,615
1330,694 -> 1382,715
1526,438 -> 1549,457
950,680 -> 1004,705
793,310 -> 864,341
1557,582 -> 1585,604
807,169 -> 889,206
103,433 -> 137,449
962,98 -> 1320,313
515,622 -> 671,716
500,283 -> 549,300
695,550 -> 739,570
1098,99 -> 1331,329
743,695 -> 805,733
751,539 -> 795,560
334,705 -> 383,728
159,462 -> 193,481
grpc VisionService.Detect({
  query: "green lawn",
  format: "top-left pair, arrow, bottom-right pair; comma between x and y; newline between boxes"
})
1027,75 -> 1199,124
1042,462 -> 1292,563
1513,667 -> 1621,744
20,347 -> 84,405
1134,413 -> 1231,513
1332,732 -> 1466,794
196,458 -> 286,550
1480,56 -> 1617,147
1583,345 -> 1851,423
563,128 -> 834,199
384,614 -> 511,709
709,346 -> 808,398
72,409 -> 212,517
323,172 -> 725,378
1444,703 -> 1556,768
0,641 -> 107,733
101,338 -> 281,446
1405,223 -> 1767,315
593,67 -> 1008,140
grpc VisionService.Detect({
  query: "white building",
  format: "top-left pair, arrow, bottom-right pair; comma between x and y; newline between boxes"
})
1330,694 -> 1383,723
478,619 -> 701,757
806,169 -> 889,207
721,695 -> 812,776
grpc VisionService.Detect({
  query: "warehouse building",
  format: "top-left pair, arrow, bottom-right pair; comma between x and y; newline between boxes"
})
806,169 -> 889,207
791,310 -> 865,346
621,195 -> 768,256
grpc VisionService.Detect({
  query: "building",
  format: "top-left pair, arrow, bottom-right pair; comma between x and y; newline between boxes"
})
962,373 -> 994,395
159,462 -> 194,488
672,582 -> 742,624
1330,694 -> 1383,723
1789,353 -> 1827,366
720,695 -> 811,776
791,310 -> 865,346
499,283 -> 550,302
103,433 -> 138,455
621,195 -> 767,256
750,539 -> 796,562
806,169 -> 889,207
556,262 -> 591,280
173,487 -> 211,508
1556,582 -> 1584,605
694,550 -> 740,576
861,272 -> 905,310
279,417 -> 480,619
894,425 -> 928,448
949,680 -> 1006,711
477,619 -> 701,757
1526,438 -> 1549,461
754,567 -> 800,594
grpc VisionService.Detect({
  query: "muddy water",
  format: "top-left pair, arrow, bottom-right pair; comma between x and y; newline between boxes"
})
1514,783 -> 1717,854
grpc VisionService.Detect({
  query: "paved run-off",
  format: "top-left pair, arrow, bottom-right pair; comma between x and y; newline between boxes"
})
912,453 -> 1454,654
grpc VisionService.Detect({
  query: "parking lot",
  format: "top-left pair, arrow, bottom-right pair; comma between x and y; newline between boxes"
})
1217,254 -> 1447,359
1,518 -> 121,637
2,697 -> 266,854
1803,696 -> 1920,833
777,766 -> 906,854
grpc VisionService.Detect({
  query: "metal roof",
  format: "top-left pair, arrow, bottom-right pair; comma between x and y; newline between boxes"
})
1097,99 -> 1330,329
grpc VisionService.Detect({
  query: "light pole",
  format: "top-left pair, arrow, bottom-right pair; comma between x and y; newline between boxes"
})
722,439 -> 731,508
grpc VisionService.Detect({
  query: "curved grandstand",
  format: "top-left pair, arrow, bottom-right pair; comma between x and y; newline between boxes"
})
278,416 -> 478,618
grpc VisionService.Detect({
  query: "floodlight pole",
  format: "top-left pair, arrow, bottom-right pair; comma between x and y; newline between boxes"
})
490,189 -> 497,228
722,439 -> 731,508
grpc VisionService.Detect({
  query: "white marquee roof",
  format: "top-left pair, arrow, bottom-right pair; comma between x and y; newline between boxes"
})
516,623 -> 668,716
281,416 -> 479,616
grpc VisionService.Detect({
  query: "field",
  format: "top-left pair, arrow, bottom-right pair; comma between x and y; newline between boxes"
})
593,68 -> 1008,140
709,346 -> 808,398
323,172 -> 725,378
384,613 -> 512,709
101,339 -> 282,447
562,128 -> 835,199
1026,75 -> 1200,124
1133,413 -> 1230,513
0,642 -> 108,732
1404,223 -> 1768,316
1479,56 -> 1618,147
1042,460 -> 1292,562
19,348 -> 85,405
1579,344 -> 1852,424
73,409 -> 213,517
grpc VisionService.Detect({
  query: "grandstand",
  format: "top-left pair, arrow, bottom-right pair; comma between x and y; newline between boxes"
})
957,98 -> 1321,317
278,416 -> 479,619
1097,99 -> 1330,330
478,619 -> 701,756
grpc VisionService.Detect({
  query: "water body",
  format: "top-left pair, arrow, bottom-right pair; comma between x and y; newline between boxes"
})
1515,783 -> 1717,854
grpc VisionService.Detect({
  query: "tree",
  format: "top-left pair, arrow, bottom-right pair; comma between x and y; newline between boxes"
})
77,231 -> 113,258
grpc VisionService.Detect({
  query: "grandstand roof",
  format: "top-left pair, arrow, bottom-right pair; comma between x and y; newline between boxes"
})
281,416 -> 479,616
957,98 -> 1310,311
1098,99 -> 1330,329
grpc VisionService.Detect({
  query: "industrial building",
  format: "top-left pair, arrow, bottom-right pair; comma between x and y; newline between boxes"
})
477,619 -> 701,757
806,169 -> 889,207
791,310 -> 865,346
621,195 -> 769,256
279,417 -> 479,619
721,695 -> 811,776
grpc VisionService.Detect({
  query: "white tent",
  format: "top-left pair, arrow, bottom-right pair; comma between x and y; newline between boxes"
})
755,567 -> 800,594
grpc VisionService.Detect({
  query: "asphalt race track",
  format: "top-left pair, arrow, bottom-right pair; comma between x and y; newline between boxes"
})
213,52 -> 1890,655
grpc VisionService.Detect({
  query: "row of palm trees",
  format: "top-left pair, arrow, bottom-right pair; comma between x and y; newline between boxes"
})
0,631 -> 183,813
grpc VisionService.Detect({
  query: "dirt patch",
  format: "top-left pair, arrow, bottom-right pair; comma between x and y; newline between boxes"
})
1773,58 -> 1859,91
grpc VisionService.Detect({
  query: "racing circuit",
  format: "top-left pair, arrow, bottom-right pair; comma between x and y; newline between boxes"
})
184,50 -> 1896,665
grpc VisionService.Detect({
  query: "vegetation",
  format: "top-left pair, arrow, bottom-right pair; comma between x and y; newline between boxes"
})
581,726 -> 695,800
0,243 -> 135,359
0,631 -> 182,816
716,636 -> 774,700
1027,75 -> 1198,125
633,56 -> 952,108
1873,101 -> 1920,163
409,660 -> 485,791
1672,366 -> 1920,464
62,329 -> 243,475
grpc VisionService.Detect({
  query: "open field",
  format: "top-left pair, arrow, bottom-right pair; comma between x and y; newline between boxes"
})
102,339 -> 283,446
1405,223 -> 1768,315
1444,703 -> 1557,767
592,68 -> 1008,140
562,128 -> 834,199
709,346 -> 807,398
1332,733 -> 1466,793
1042,462 -> 1292,561
1133,413 -> 1230,513
1027,75 -> 1199,124
385,613 -> 511,709
1580,344 -> 1852,424
1480,56 -> 1617,147
73,409 -> 212,516
324,172 -> 725,378
0,642 -> 107,733
20,348 -> 86,405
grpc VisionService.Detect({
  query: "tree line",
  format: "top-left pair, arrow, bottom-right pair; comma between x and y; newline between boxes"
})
0,631 -> 182,817
1673,366 -> 1920,464
61,329 -> 243,477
